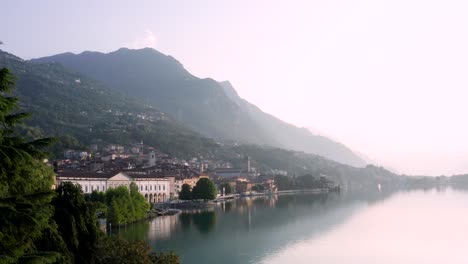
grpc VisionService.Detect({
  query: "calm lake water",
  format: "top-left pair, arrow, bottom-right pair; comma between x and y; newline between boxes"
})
119,188 -> 468,264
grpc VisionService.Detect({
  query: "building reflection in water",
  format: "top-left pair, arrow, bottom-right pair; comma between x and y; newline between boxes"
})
136,195 -> 301,241
231,195 -> 279,215
147,215 -> 179,240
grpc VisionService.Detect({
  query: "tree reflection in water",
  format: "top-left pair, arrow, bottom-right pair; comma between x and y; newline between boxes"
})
179,212 -> 192,231
192,211 -> 217,234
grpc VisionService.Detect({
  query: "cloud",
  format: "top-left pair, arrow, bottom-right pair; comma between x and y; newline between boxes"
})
127,29 -> 157,49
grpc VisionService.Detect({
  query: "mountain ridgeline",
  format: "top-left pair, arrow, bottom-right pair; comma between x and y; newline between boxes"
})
0,50 -> 218,158
31,48 -> 366,167
0,48 -> 423,191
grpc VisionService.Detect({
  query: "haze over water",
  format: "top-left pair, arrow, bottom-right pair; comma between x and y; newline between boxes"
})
119,189 -> 468,264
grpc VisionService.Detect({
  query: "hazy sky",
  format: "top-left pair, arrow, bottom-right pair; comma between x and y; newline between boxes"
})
2,0 -> 468,175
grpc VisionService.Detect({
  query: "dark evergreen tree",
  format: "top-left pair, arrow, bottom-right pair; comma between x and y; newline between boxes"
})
0,67 -> 68,263
192,178 -> 217,200
178,183 -> 192,200
0,66 -> 179,263
53,182 -> 101,264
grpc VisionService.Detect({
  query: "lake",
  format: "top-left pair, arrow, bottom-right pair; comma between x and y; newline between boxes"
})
119,188 -> 468,264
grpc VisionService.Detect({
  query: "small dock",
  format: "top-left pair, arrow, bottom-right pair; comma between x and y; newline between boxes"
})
213,194 -> 239,202
154,208 -> 181,216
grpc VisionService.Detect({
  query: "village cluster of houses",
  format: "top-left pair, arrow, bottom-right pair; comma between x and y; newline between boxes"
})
54,142 -> 278,203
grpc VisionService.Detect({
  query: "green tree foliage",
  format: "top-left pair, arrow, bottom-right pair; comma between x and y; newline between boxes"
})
0,51 -> 219,159
218,183 -> 232,195
178,183 -> 192,200
0,68 -> 179,263
130,182 -> 149,220
149,251 -> 180,264
107,199 -> 123,225
251,184 -> 266,192
0,67 -> 68,262
274,175 -> 296,191
48,135 -> 85,158
95,236 -> 179,264
105,186 -> 131,225
192,178 -> 217,200
102,183 -> 149,225
85,190 -> 107,218
52,182 -> 101,263
87,190 -> 106,203
274,174 -> 333,191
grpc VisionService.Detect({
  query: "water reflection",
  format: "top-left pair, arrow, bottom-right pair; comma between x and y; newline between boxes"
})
120,190 -> 396,263
115,220 -> 149,241
148,215 -> 179,240
192,211 -> 217,234
179,213 -> 192,231
260,188 -> 468,264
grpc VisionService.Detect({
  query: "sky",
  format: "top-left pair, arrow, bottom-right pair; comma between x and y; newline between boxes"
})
2,0 -> 468,175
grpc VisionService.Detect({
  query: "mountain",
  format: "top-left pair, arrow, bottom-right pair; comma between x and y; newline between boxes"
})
31,48 -> 366,167
0,49 -> 218,158
30,48 -> 276,146
219,81 -> 366,167
0,49 -> 417,190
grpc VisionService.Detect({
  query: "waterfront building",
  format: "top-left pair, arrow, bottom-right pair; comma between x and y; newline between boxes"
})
175,176 -> 200,194
57,171 -> 171,203
236,178 -> 253,193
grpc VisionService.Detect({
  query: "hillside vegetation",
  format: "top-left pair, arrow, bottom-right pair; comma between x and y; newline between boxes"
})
0,50 -> 217,159
32,48 -> 366,166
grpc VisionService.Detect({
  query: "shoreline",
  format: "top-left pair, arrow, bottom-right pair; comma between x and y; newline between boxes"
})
156,187 -> 339,210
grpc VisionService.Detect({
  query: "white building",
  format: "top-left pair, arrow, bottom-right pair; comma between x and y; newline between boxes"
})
57,171 -> 171,203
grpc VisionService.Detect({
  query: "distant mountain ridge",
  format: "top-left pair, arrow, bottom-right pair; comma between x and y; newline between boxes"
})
219,81 -> 366,167
2,49 -> 421,190
0,49 -> 218,158
31,48 -> 367,167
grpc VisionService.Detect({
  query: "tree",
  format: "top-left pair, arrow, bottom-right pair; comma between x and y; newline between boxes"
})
95,236 -> 180,264
274,175 -> 296,191
106,186 -> 133,225
0,67 -> 179,263
130,182 -> 149,220
178,183 -> 192,200
149,251 -> 180,264
105,184 -> 149,225
86,190 -> 107,218
52,182 -> 101,264
251,184 -> 265,192
0,67 -> 68,262
107,199 -> 123,226
192,178 -> 217,200
218,183 -> 232,195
